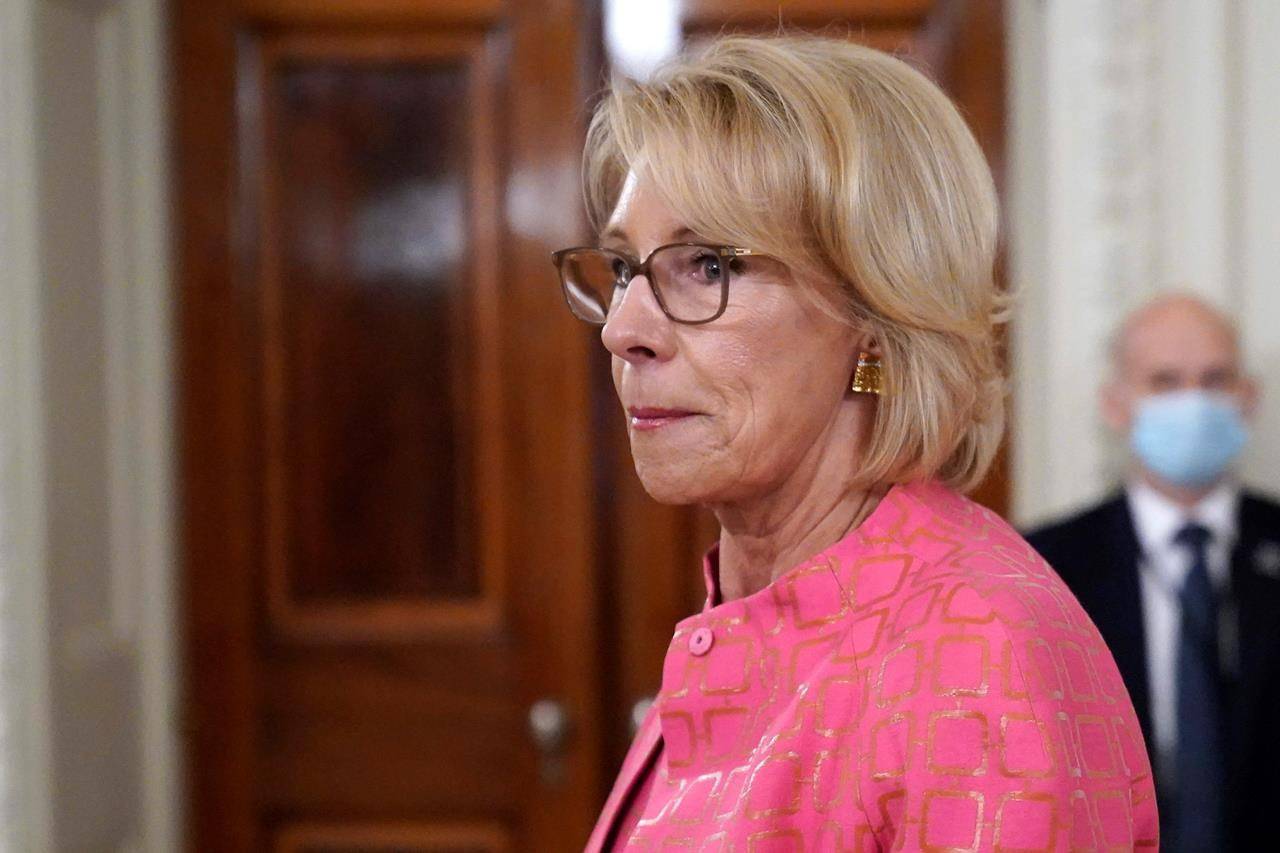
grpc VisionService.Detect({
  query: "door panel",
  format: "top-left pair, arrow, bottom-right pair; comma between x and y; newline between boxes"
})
270,57 -> 481,608
255,33 -> 506,640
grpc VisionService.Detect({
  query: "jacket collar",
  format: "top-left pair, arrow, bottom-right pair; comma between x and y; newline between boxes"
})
588,480 -> 966,848
1089,492 -> 1155,748
655,481 -> 969,780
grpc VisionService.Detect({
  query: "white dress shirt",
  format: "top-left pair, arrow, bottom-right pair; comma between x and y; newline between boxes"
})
1126,479 -> 1238,780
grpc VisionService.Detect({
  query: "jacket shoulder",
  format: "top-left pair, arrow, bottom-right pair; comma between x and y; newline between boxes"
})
1024,494 -> 1126,550
1242,489 -> 1280,523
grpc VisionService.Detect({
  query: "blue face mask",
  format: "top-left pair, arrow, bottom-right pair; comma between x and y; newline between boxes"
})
1129,389 -> 1248,488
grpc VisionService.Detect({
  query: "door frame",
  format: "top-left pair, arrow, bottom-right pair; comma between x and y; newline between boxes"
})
0,0 -> 179,848
0,1 -> 55,846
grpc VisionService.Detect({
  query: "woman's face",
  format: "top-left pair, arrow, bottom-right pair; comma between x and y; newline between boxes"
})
601,174 -> 864,506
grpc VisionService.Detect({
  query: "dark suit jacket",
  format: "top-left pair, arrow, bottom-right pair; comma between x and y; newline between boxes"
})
1026,489 -> 1280,851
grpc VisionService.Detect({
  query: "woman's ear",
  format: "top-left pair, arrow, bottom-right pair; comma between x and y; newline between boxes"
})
852,330 -> 882,358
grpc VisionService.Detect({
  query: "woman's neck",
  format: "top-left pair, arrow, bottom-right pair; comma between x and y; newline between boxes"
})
710,428 -> 887,601
714,485 -> 884,601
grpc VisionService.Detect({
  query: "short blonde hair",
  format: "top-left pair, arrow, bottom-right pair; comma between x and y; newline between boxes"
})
584,34 -> 1006,492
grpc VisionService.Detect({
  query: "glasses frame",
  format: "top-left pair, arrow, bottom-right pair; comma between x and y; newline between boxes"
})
550,242 -> 764,326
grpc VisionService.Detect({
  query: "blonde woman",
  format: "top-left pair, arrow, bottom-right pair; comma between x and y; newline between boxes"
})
553,35 -> 1158,851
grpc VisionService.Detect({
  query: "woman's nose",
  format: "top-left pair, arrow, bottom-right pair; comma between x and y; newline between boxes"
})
601,274 -> 675,363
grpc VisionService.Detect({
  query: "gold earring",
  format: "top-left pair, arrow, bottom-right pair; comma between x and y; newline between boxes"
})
850,352 -> 883,395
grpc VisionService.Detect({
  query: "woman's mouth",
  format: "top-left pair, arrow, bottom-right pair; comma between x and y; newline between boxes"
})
627,407 -> 697,432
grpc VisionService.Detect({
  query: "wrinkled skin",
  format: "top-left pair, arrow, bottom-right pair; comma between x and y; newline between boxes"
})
600,173 -> 881,599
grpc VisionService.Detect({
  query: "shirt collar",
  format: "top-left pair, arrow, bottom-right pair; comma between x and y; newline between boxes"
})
1126,478 -> 1239,558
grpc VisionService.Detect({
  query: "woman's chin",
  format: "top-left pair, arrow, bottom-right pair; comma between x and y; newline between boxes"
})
631,460 -> 716,506
634,475 -> 703,505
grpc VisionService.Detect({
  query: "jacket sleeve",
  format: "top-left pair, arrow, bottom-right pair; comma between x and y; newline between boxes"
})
854,580 -> 1159,851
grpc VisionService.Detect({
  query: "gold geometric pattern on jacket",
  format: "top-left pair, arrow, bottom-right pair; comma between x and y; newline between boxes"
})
587,480 -> 1160,851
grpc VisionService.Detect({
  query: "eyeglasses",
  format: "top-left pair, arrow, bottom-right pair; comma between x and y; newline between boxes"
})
550,243 -> 765,325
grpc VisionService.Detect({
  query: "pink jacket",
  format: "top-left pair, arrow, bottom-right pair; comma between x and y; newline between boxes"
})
586,480 -> 1159,851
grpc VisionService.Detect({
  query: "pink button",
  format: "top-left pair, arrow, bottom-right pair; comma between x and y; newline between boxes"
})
688,627 -> 714,656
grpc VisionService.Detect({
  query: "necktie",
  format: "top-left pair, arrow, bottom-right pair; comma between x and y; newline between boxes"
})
1171,522 -> 1226,852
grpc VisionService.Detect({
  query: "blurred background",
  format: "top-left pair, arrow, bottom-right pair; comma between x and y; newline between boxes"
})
0,0 -> 1276,849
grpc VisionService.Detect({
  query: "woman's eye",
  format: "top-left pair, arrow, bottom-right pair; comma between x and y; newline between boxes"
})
696,253 -> 723,282
611,258 -> 630,285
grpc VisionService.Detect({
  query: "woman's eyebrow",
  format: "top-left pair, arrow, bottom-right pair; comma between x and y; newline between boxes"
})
596,222 -> 711,249
601,225 -> 705,246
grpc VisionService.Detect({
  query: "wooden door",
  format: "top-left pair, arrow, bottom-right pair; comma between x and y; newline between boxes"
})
596,0 -> 1008,777
174,1 -> 604,850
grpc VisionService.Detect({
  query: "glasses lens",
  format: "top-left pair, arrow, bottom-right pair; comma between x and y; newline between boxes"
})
558,249 -> 628,324
650,245 -> 728,323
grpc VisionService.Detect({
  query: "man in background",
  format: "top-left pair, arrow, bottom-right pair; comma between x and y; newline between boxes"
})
1027,294 -> 1280,852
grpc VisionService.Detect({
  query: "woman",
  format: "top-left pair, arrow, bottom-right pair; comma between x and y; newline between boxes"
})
553,35 -> 1158,851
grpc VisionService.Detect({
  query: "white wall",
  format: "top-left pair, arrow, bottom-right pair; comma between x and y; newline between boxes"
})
0,0 -> 179,849
1235,1 -> 1280,493
1008,0 -> 1280,527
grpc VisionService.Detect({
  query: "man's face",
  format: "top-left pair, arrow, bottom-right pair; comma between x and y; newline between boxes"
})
1101,299 -> 1257,433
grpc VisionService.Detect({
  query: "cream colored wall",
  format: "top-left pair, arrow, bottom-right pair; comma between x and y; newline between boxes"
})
1008,0 -> 1280,527
0,3 -> 55,847
0,0 -> 178,849
1236,2 -> 1280,497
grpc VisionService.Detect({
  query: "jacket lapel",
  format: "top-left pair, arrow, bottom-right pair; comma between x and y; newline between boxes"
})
1227,495 -> 1280,764
1099,495 -> 1155,749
